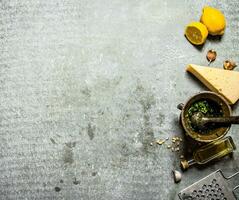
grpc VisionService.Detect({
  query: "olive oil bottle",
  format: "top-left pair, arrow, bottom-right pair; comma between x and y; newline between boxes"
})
181,136 -> 236,170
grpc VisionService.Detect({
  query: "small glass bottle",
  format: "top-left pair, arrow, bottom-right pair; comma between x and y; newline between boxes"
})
181,136 -> 236,170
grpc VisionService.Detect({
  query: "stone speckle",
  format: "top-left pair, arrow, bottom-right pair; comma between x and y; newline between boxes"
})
54,187 -> 61,192
87,122 -> 95,140
63,146 -> 74,165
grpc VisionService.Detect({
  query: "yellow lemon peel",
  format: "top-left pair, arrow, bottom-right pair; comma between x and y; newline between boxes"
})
200,6 -> 226,36
185,22 -> 208,45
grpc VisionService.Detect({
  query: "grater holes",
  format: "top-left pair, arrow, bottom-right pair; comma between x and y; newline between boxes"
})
183,181 -> 225,200
202,184 -> 207,190
212,179 -> 217,184
182,193 -> 192,200
192,190 -> 197,196
219,193 -> 224,197
207,193 -> 212,199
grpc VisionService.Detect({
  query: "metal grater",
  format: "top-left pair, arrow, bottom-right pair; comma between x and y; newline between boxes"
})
178,170 -> 239,200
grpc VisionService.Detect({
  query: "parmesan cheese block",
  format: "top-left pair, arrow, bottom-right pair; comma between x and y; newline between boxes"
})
186,64 -> 239,104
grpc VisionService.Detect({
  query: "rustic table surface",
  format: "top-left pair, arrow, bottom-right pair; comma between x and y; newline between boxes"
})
0,0 -> 239,199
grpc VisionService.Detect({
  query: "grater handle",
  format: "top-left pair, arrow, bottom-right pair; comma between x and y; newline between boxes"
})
233,185 -> 239,191
233,185 -> 239,196
222,171 -> 239,180
221,170 -> 239,199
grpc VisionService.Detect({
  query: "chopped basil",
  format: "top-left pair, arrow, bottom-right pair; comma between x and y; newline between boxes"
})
186,99 -> 223,133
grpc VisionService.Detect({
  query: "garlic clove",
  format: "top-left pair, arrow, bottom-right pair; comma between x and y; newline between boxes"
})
223,60 -> 237,70
172,170 -> 182,183
206,49 -> 217,63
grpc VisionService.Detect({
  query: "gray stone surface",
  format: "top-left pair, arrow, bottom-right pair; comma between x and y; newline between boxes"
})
0,0 -> 239,199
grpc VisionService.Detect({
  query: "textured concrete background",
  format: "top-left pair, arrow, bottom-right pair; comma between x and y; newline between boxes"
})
0,0 -> 239,199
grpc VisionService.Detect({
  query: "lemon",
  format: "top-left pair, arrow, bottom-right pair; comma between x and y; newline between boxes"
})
200,6 -> 226,36
185,22 -> 208,45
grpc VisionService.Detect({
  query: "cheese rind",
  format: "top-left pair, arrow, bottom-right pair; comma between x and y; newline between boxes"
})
186,64 -> 239,104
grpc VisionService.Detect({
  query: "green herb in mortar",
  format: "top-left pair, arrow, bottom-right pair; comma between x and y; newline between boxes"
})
186,99 -> 223,133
